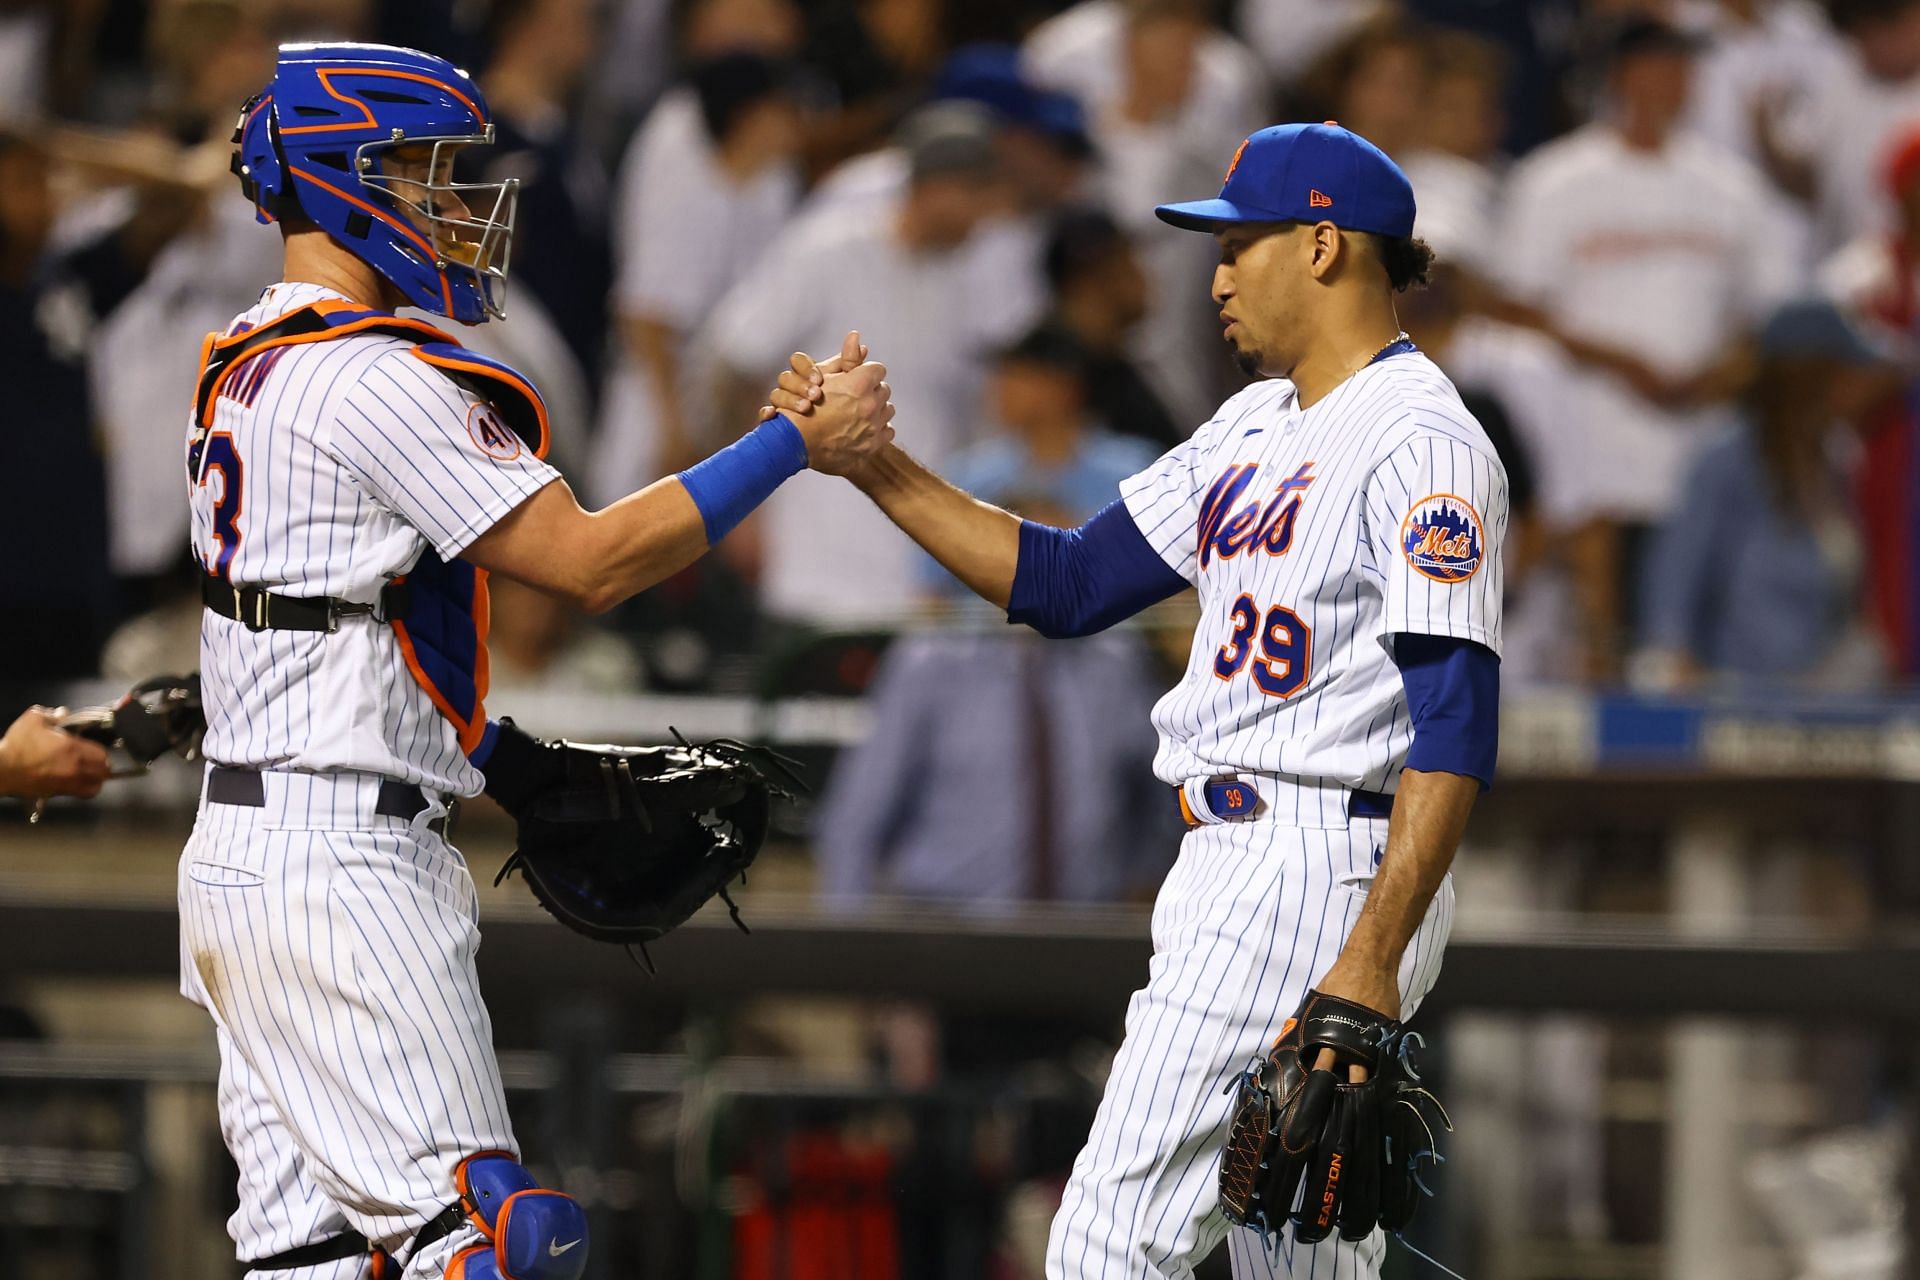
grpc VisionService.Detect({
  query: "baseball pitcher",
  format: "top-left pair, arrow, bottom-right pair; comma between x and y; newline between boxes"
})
774,122 -> 1504,1279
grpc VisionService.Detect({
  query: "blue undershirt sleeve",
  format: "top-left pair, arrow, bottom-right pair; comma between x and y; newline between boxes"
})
1006,498 -> 1190,639
1393,633 -> 1500,789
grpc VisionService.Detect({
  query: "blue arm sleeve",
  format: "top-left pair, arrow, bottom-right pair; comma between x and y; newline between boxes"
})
1394,633 -> 1500,789
1006,498 -> 1190,639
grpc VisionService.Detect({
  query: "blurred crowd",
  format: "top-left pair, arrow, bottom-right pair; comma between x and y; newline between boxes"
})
6,0 -> 1920,901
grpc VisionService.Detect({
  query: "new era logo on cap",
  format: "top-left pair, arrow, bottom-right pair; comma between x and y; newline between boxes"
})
1155,122 -> 1415,238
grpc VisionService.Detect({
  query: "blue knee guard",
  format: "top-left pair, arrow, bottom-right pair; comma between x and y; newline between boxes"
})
441,1153 -> 587,1280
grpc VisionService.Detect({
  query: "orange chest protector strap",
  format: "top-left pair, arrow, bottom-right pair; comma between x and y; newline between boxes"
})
192,302 -> 551,756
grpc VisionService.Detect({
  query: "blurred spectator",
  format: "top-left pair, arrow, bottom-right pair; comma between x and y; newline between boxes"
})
818,325 -> 1170,907
0,0 -> 139,125
459,0 -> 612,393
1040,207 -> 1181,448
796,48 -> 1094,274
1406,0 -> 1584,152
1680,0 -> 1845,179
1400,27 -> 1511,273
933,43 -> 1098,217
1289,13 -> 1430,160
485,577 -> 642,694
590,53 -> 804,502
680,0 -> 804,61
93,0 -> 278,606
1498,16 -> 1798,677
703,103 -> 1036,628
1236,0 -> 1387,86
1820,119 -> 1920,675
791,48 -> 1087,367
1403,211 -> 1578,685
1637,299 -> 1895,687
801,0 -> 951,173
1023,0 -> 1262,146
0,126 -> 198,684
814,623 -> 1173,907
0,0 -> 56,123
1024,0 -> 1264,422
933,326 -> 1161,589
1791,0 -> 1920,249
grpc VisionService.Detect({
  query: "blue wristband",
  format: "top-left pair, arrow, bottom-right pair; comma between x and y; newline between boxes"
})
677,413 -> 809,544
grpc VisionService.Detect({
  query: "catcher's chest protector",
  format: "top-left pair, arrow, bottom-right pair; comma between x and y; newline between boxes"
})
190,301 -> 551,752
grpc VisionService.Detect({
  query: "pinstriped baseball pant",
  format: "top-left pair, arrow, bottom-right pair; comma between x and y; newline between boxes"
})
178,774 -> 516,1277
1046,814 -> 1455,1280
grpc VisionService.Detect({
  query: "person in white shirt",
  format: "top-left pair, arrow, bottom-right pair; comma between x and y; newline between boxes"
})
589,53 -> 804,505
1498,16 -> 1798,674
1789,0 -> 1920,250
1407,205 -> 1585,687
1680,0 -> 1847,172
1400,26 -> 1511,280
1023,0 -> 1268,423
1235,0 -> 1386,86
703,105 -> 1039,628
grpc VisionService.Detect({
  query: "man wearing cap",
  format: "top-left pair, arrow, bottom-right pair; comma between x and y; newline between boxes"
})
773,121 -> 1506,1277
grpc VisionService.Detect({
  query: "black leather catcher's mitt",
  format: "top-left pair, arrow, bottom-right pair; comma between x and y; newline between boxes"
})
480,719 -> 801,950
57,674 -> 206,770
1219,990 -> 1451,1247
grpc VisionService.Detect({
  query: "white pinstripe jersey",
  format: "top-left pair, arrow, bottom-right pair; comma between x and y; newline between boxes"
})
1120,349 -> 1507,804
187,282 -> 559,796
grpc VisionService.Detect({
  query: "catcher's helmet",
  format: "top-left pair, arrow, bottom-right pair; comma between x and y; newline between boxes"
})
233,43 -> 517,324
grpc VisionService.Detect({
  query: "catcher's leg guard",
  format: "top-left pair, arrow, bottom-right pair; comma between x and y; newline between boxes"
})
437,1152 -> 587,1280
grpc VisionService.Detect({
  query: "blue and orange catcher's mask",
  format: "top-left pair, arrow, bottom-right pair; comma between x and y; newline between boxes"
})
232,42 -> 518,325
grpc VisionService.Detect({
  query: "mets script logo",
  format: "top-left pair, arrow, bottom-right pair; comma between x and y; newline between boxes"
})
466,402 -> 521,461
1399,494 -> 1483,583
1197,462 -> 1316,571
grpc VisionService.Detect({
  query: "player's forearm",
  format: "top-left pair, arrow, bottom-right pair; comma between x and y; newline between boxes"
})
1330,768 -> 1478,993
574,477 -> 716,610
467,476 -> 711,613
851,444 -> 1023,608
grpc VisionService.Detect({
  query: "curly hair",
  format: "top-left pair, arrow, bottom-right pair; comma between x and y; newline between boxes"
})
1373,234 -> 1436,292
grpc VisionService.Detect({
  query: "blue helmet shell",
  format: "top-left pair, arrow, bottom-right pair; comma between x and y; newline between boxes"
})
233,43 -> 517,324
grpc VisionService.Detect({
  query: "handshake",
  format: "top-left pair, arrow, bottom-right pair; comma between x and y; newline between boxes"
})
755,330 -> 896,479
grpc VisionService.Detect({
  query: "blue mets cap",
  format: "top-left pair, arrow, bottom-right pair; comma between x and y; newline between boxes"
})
1155,122 -> 1416,239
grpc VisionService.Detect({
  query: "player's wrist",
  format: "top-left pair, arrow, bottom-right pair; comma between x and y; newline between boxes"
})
846,442 -> 905,496
676,415 -> 808,545
1312,959 -> 1401,1022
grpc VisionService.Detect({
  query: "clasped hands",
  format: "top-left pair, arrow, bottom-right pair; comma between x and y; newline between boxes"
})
759,331 -> 893,478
